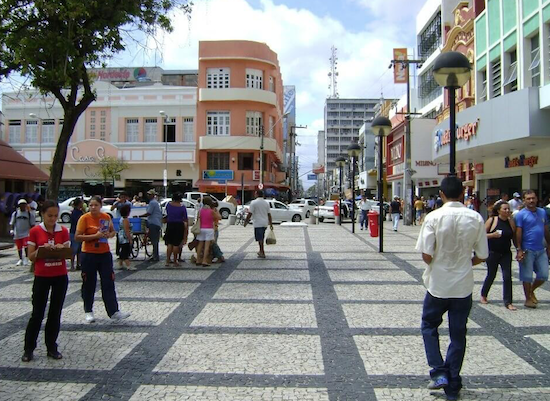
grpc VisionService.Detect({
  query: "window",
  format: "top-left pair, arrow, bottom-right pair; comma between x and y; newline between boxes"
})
238,153 -> 254,170
503,50 -> 518,92
100,130 -> 106,140
207,152 -> 230,170
8,120 -> 21,143
91,117 -> 96,123
246,68 -> 263,89
42,120 -> 55,143
163,117 -> 176,142
100,117 -> 106,124
126,118 -> 139,142
206,68 -> 230,89
144,118 -> 157,142
246,111 -> 263,136
491,58 -> 501,98
419,66 -> 440,107
269,116 -> 275,138
91,111 -> 96,116
100,110 -> 106,116
183,117 -> 194,142
418,11 -> 442,59
25,120 -> 38,143
269,76 -> 275,92
274,201 -> 287,209
479,69 -> 487,101
529,34 -> 540,87
207,111 -> 230,136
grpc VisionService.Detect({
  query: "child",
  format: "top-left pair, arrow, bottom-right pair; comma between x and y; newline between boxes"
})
117,204 -> 135,271
10,199 -> 35,266
69,198 -> 84,270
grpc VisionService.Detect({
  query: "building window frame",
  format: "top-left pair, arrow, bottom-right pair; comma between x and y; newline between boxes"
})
25,120 -> 38,144
238,152 -> 254,170
503,49 -> 518,93
491,58 -> 502,98
8,120 -> 21,143
207,152 -> 230,170
246,68 -> 263,89
529,33 -> 541,87
246,111 -> 263,136
207,111 -> 230,136
206,67 -> 230,89
183,117 -> 194,142
42,120 -> 55,143
144,118 -> 157,142
125,118 -> 139,142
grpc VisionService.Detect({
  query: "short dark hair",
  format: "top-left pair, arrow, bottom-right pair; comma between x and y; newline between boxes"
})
491,201 -> 508,217
73,198 -> 83,208
172,192 -> 183,202
440,176 -> 463,199
523,189 -> 537,199
119,192 -> 129,198
257,189 -> 264,197
120,204 -> 131,218
90,196 -> 103,205
41,200 -> 59,213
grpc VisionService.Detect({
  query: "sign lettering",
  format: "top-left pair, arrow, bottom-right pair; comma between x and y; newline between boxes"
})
393,48 -> 408,84
70,145 -> 106,163
415,161 -> 437,167
504,154 -> 538,168
434,120 -> 479,152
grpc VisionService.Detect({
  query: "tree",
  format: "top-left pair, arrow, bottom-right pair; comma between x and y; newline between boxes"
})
0,0 -> 192,199
98,157 -> 129,196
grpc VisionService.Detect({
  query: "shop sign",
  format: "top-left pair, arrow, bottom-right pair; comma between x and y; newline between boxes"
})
417,180 -> 440,188
504,154 -> 538,168
393,48 -> 408,84
70,145 -> 106,163
90,67 -> 148,82
388,136 -> 404,167
252,170 -> 261,181
415,161 -> 437,167
202,170 -> 234,180
434,120 -> 479,152
475,163 -> 484,174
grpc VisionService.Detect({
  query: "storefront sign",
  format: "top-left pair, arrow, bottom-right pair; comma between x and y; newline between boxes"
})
202,170 -> 234,181
388,136 -> 404,167
415,161 -> 437,167
71,145 -> 106,163
393,48 -> 408,84
504,154 -> 538,168
417,179 -> 440,188
90,67 -> 148,82
475,163 -> 484,174
434,120 -> 479,152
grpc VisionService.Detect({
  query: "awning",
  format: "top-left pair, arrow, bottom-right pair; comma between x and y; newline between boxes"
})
0,140 -> 49,182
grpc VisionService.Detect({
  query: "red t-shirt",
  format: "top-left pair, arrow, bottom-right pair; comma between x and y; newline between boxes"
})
27,224 -> 70,277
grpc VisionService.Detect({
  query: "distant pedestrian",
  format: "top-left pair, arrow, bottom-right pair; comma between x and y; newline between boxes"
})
480,202 -> 517,310
117,204 -> 135,271
508,192 -> 523,213
10,199 -> 35,267
415,177 -> 489,400
427,195 -> 436,213
22,200 -> 70,362
211,200 -> 225,263
244,190 -> 273,259
69,198 -> 84,271
390,196 -> 401,232
195,196 -> 218,266
359,195 -> 371,231
514,190 -> 550,309
140,189 -> 162,262
435,196 -> 443,209
164,192 -> 188,267
75,196 -> 130,323
414,196 -> 425,225
111,192 -> 132,258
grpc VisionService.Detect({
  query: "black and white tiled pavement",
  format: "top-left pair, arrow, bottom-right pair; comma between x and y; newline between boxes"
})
1,222 -> 550,400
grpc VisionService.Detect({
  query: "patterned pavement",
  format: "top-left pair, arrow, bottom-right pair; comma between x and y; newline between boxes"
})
0,221 -> 550,400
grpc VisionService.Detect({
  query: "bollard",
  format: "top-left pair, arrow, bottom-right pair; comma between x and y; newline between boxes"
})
310,213 -> 317,225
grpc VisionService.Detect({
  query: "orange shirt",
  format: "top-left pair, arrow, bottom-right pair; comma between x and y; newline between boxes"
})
76,212 -> 112,254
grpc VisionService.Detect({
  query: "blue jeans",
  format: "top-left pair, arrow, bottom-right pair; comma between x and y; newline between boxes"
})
519,249 -> 549,282
421,292 -> 472,397
392,213 -> 400,230
360,210 -> 368,229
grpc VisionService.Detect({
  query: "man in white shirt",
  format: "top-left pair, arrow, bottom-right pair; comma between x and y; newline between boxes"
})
244,190 -> 273,259
359,195 -> 371,231
415,176 -> 489,401
508,192 -> 522,212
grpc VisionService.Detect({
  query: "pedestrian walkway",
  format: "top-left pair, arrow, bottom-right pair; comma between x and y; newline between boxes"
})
0,222 -> 549,400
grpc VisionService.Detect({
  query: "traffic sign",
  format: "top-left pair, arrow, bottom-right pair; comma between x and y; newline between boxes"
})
307,174 -> 317,181
258,183 -> 264,190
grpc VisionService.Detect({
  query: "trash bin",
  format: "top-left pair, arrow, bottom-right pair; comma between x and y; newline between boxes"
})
228,214 -> 237,225
310,213 -> 317,224
368,210 -> 379,237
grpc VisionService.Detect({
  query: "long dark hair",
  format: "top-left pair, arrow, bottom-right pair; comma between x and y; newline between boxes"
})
491,201 -> 508,217
41,200 -> 59,213
89,196 -> 103,206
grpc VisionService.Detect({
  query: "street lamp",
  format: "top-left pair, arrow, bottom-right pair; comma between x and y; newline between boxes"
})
29,113 -> 41,195
372,116 -> 392,253
159,110 -> 168,199
433,51 -> 471,176
347,142 -> 361,234
335,155 -> 346,226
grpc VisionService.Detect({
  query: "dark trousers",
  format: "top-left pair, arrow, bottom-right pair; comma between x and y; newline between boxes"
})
481,251 -> 513,306
421,292 -> 472,397
24,275 -> 68,353
360,210 -> 368,229
148,224 -> 161,260
81,252 -> 119,317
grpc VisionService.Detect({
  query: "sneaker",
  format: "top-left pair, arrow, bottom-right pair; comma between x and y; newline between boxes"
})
15,259 -> 23,267
111,311 -> 131,320
22,259 -> 29,266
21,352 -> 33,362
126,265 -> 137,271
85,312 -> 95,323
525,299 -> 537,308
47,350 -> 63,360
116,265 -> 125,270
427,376 -> 448,390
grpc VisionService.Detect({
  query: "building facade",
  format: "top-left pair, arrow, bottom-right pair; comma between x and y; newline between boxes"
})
194,40 -> 286,202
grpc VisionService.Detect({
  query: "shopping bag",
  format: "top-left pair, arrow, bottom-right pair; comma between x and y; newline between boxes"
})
191,214 -> 201,235
266,228 -> 276,245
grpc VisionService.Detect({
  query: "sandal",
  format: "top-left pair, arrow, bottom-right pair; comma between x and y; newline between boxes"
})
506,304 -> 517,311
480,296 -> 488,304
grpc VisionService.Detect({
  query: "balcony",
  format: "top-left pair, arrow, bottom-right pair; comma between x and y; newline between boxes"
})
199,135 -> 283,162
199,88 -> 276,106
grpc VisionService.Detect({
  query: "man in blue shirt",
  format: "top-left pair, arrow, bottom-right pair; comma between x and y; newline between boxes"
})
515,190 -> 550,308
140,189 -> 162,262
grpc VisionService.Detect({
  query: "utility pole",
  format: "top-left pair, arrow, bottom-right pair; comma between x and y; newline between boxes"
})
390,57 -> 423,226
289,124 -> 307,201
259,125 -> 265,187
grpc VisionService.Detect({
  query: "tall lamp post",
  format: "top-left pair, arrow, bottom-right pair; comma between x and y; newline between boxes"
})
372,116 -> 392,253
335,156 -> 346,225
347,142 -> 361,234
159,111 -> 169,199
29,113 -> 42,195
433,51 -> 471,176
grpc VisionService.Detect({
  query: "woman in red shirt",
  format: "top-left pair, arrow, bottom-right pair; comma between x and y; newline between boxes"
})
22,200 -> 70,362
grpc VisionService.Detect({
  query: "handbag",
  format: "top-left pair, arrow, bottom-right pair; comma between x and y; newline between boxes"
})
191,212 -> 201,235
266,228 -> 276,245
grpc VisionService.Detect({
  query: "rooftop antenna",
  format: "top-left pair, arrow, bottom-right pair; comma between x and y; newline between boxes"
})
328,46 -> 339,98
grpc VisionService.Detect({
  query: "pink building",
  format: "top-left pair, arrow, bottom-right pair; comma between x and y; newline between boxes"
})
195,40 -> 287,201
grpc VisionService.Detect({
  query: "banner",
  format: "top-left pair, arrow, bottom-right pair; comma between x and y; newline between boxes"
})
393,48 -> 408,84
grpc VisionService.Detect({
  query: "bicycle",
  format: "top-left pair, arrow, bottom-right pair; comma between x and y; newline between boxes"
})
129,219 -> 153,259
235,210 -> 245,225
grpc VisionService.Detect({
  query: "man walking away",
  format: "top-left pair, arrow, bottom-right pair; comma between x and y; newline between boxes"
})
244,190 -> 273,259
515,190 -> 550,308
140,190 -> 162,262
390,196 -> 402,232
416,176 -> 489,400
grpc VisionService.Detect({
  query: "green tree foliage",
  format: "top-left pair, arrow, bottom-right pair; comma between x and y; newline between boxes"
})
0,0 -> 192,199
99,156 -> 129,195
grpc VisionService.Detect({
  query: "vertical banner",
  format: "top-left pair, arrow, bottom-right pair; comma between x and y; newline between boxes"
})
393,48 -> 408,84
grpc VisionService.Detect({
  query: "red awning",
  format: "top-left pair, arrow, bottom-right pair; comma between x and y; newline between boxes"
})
0,140 -> 49,182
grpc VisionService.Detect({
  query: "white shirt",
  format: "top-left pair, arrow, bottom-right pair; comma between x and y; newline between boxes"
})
360,200 -> 371,211
249,197 -> 271,228
509,198 -> 522,212
415,201 -> 489,298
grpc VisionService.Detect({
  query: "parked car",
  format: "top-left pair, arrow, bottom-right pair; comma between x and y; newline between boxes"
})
160,198 -> 197,223
101,199 -> 147,219
183,192 -> 236,219
239,199 -> 305,223
58,196 -> 90,223
289,198 -> 317,218
313,200 -> 350,223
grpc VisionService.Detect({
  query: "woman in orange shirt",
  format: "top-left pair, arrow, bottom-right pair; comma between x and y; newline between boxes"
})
75,196 -> 130,323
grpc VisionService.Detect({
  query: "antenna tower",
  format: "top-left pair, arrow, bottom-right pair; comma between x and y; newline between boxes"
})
328,46 -> 339,98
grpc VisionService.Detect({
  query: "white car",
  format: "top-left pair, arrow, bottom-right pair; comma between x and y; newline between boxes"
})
313,200 -> 350,222
289,198 -> 318,218
160,198 -> 197,223
101,202 -> 148,219
240,199 -> 305,223
58,197 -> 89,223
